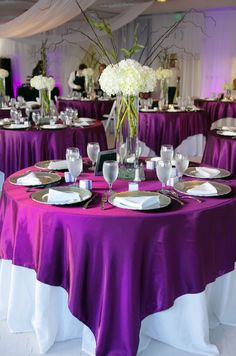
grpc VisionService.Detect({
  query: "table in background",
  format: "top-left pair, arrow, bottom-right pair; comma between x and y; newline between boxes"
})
138,110 -> 210,156
202,130 -> 236,174
16,86 -> 59,102
57,98 -> 114,119
194,99 -> 236,124
0,167 -> 236,355
0,121 -> 107,177
0,106 -> 26,119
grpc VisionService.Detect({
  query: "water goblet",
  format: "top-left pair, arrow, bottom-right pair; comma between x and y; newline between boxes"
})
160,144 -> 174,162
156,160 -> 172,188
103,160 -> 119,194
32,112 -> 41,129
66,147 -> 83,185
87,142 -> 100,171
175,153 -> 189,179
10,108 -> 17,121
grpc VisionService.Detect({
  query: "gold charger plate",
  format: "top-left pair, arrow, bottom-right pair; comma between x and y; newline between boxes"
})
216,130 -> 236,137
184,167 -> 231,179
35,160 -> 67,170
174,180 -> 231,197
3,124 -> 27,130
41,124 -> 66,130
9,171 -> 61,186
108,191 -> 171,211
31,186 -> 92,205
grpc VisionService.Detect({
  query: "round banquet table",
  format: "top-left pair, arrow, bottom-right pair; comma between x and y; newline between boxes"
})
138,110 -> 210,155
1,167 -> 236,355
0,121 -> 107,178
194,99 -> 236,124
0,106 -> 26,119
57,98 -> 114,119
202,130 -> 236,174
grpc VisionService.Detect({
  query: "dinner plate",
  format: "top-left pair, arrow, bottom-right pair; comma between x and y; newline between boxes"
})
140,108 -> 158,112
35,160 -> 68,170
109,191 -> 171,210
174,180 -> 231,197
218,126 -> 236,131
78,117 -> 96,123
41,124 -> 66,130
216,130 -> 236,137
3,124 -> 27,130
184,167 -> 231,179
9,171 -> 61,186
31,186 -> 92,205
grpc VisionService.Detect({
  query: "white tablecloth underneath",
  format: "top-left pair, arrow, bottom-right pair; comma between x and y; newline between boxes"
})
1,260 -> 236,355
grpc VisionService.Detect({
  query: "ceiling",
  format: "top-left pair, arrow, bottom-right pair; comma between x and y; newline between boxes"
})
0,0 -> 236,24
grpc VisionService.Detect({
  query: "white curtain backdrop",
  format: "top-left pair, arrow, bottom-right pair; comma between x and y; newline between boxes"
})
0,0 -> 97,38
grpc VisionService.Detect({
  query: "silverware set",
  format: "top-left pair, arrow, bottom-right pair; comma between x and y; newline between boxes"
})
159,189 -> 202,204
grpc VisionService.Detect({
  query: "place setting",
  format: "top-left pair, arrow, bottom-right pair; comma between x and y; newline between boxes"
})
9,170 -> 61,187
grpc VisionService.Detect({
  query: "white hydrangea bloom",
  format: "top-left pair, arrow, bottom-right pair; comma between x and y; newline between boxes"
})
0,69 -> 9,79
99,59 -> 156,96
30,75 -> 55,91
156,67 -> 173,81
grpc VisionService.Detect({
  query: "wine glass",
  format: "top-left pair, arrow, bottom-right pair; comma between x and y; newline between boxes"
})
66,147 -> 83,185
32,112 -> 41,129
160,144 -> 174,161
10,108 -> 17,122
156,160 -> 172,188
87,142 -> 100,170
175,153 -> 189,179
103,160 -> 119,194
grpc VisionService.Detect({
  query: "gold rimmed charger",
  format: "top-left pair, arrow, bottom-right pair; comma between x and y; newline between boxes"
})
174,180 -> 231,197
184,167 -> 231,179
31,186 -> 92,205
108,191 -> 171,211
9,171 -> 61,186
35,160 -> 67,171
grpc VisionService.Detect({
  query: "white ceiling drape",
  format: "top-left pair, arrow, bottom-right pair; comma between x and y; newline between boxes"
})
0,0 -> 96,38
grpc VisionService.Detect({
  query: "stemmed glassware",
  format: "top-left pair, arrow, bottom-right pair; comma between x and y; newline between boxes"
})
160,144 -> 174,161
103,160 -> 119,194
156,160 -> 172,188
32,112 -> 41,129
87,142 -> 100,170
175,153 -> 189,179
66,147 -> 83,185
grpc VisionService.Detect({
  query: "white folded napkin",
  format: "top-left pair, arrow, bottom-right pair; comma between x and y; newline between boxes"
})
186,182 -> 218,195
114,195 -> 160,209
47,189 -> 81,204
48,160 -> 68,170
17,172 -> 42,185
195,167 -> 220,178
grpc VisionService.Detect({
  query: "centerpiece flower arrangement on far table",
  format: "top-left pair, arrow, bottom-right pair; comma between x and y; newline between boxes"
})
82,67 -> 94,98
223,81 -> 233,100
156,67 -> 173,108
0,68 -> 9,108
30,75 -> 55,116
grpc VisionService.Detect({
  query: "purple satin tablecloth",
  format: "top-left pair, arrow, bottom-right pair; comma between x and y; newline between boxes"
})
194,99 -> 236,124
202,130 -> 236,174
0,122 -> 107,177
0,107 -> 26,119
1,167 -> 236,355
57,98 -> 114,119
138,110 -> 210,155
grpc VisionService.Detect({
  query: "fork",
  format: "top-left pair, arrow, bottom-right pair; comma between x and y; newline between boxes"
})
100,193 -> 108,210
171,190 -> 203,203
82,193 -> 97,209
159,189 -> 185,206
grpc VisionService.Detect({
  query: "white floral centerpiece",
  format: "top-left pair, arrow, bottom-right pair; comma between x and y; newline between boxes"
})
30,75 -> 55,115
0,68 -> 9,98
223,82 -> 233,91
82,68 -> 94,97
156,67 -> 173,107
99,59 -> 157,137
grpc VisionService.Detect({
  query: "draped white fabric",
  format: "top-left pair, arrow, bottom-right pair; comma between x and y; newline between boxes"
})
0,0 -> 96,39
1,260 -> 236,355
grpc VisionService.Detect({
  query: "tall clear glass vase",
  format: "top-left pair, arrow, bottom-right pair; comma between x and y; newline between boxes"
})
159,79 -> 168,110
39,89 -> 50,118
0,78 -> 5,109
116,94 -> 139,168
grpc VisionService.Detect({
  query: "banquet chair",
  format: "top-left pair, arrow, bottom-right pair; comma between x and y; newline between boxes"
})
0,171 -> 4,194
104,100 -> 117,133
210,117 -> 236,130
